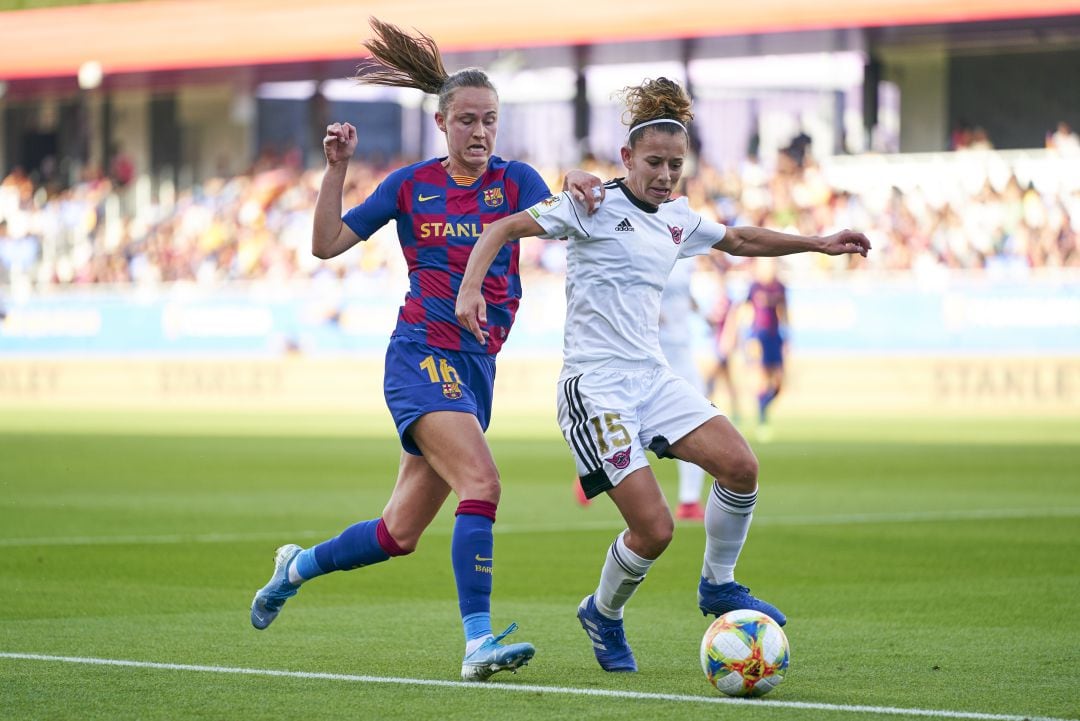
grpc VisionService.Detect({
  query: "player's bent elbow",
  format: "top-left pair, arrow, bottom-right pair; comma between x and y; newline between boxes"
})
312,237 -> 350,260
312,226 -> 359,259
311,233 -> 334,259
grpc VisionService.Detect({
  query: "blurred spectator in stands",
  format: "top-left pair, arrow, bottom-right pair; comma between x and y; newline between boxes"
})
0,219 -> 13,284
950,120 -> 974,150
785,127 -> 813,168
1,167 -> 35,211
0,219 -> 40,286
746,126 -> 761,163
1047,121 -> 1080,154
109,144 -> 135,188
5,136 -> 1080,290
965,126 -> 994,151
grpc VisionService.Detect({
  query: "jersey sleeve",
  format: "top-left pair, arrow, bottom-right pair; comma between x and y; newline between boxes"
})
341,166 -> 408,240
678,204 -> 727,258
526,191 -> 590,241
507,161 -> 554,209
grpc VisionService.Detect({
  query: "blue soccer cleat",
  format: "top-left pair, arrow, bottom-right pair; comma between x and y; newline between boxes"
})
460,623 -> 535,681
698,577 -> 787,626
250,544 -> 303,630
576,595 -> 637,672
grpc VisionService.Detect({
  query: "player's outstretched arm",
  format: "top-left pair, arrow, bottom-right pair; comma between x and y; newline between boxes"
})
716,227 -> 871,258
456,211 -> 545,344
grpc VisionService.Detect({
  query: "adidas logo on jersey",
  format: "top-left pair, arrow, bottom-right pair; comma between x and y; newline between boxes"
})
615,218 -> 635,232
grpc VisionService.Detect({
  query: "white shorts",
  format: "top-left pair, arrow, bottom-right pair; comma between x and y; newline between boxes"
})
556,361 -> 721,499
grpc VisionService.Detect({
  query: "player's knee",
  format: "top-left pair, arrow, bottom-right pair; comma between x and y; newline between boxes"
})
453,460 -> 501,504
718,448 -> 759,495
379,520 -> 418,556
375,518 -> 416,556
637,515 -> 674,558
466,474 -> 501,504
390,535 -> 419,555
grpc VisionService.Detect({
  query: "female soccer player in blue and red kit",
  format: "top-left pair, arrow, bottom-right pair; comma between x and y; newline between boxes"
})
249,19 -> 600,681
744,257 -> 788,436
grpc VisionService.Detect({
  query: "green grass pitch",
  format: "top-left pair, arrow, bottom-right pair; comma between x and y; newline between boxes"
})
1,409 -> 1078,720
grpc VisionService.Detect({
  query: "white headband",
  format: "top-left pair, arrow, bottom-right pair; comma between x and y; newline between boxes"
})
628,118 -> 687,137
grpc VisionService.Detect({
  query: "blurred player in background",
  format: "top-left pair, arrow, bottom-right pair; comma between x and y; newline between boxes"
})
575,256 -> 710,517
249,18 -> 600,682
704,266 -> 740,423
658,257 -> 708,521
456,77 -> 869,672
738,257 -> 787,439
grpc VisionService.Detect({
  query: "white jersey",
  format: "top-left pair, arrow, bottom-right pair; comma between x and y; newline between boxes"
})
529,180 -> 726,376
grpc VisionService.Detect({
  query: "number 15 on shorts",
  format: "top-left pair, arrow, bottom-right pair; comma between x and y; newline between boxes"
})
590,412 -> 631,454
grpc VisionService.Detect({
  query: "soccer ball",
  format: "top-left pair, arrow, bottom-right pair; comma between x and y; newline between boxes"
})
700,609 -> 790,697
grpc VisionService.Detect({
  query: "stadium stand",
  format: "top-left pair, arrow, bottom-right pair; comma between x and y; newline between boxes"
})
1,143 -> 1077,290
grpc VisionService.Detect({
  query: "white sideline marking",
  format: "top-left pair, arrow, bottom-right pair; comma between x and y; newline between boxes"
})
1,507 -> 1078,548
751,507 -> 1080,527
0,652 -> 1071,721
0,530 -> 331,548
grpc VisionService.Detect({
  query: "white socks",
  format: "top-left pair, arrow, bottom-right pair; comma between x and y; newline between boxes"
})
590,483 -> 757,619
701,482 -> 757,585
677,460 -> 706,504
594,531 -> 655,620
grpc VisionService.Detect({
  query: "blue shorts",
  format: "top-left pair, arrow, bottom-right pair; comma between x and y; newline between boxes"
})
383,335 -> 496,456
752,329 -> 784,368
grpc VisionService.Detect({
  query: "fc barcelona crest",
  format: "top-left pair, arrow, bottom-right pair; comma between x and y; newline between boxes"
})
668,224 -> 684,244
483,187 -> 504,208
442,382 -> 463,399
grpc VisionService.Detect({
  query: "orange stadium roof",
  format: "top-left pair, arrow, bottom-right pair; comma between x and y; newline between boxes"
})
1,0 -> 1080,80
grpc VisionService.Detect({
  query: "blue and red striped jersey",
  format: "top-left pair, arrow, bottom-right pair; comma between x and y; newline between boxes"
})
343,156 -> 549,355
748,279 -> 786,333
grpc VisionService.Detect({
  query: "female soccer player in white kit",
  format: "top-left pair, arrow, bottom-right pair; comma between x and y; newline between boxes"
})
456,77 -> 870,672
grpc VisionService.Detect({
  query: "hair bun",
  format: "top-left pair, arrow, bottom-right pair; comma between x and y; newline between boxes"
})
618,77 -> 694,130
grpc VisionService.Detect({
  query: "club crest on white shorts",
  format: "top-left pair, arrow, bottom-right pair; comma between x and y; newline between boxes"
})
605,448 -> 632,469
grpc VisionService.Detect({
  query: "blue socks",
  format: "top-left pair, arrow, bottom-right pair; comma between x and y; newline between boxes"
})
294,518 -> 408,581
293,546 -> 328,581
453,500 -> 497,643
758,388 -> 779,423
287,500 -> 501,651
